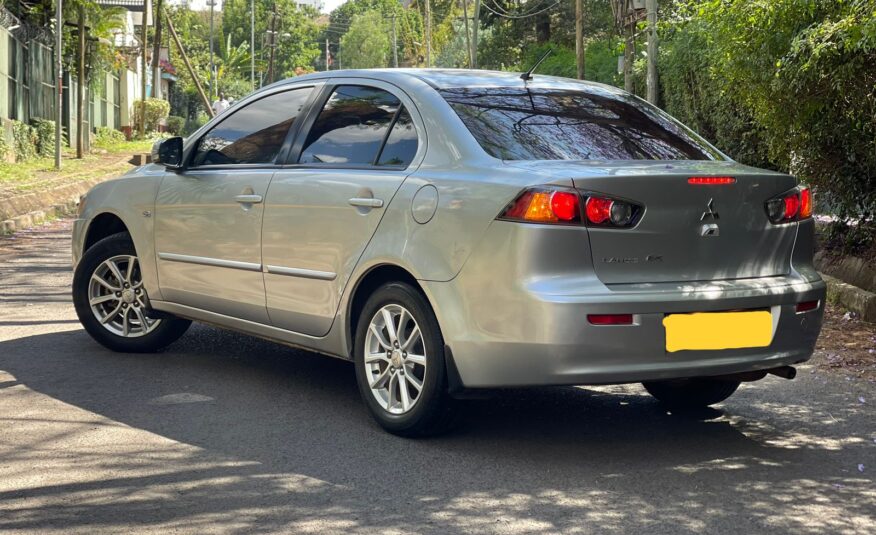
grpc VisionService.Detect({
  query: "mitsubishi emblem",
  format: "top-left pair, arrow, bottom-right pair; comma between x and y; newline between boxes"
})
700,198 -> 719,221
700,198 -> 720,237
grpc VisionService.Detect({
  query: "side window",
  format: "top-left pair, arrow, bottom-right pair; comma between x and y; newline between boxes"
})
299,85 -> 403,165
377,108 -> 417,167
192,88 -> 312,166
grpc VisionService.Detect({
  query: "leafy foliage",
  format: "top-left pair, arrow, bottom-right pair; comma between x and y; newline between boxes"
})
31,119 -> 56,159
341,12 -> 391,69
166,116 -> 186,136
133,99 -> 171,134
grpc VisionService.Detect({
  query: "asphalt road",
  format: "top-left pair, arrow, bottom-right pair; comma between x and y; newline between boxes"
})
1,219 -> 874,534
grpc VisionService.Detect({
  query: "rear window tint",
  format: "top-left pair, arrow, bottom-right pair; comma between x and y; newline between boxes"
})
439,87 -> 723,161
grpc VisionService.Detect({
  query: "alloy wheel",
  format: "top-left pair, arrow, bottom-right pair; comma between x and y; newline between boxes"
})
363,304 -> 427,414
88,255 -> 161,337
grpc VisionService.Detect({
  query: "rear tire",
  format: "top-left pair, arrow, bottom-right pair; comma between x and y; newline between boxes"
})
642,378 -> 740,409
354,282 -> 457,437
73,232 -> 191,353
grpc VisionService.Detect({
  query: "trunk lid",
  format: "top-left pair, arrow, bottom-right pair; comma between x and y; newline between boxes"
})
506,160 -> 799,285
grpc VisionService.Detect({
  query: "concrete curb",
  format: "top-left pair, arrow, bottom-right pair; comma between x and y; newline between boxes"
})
821,273 -> 876,323
0,180 -> 103,235
815,251 -> 876,294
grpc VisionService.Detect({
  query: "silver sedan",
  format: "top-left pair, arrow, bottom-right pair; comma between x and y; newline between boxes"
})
71,69 -> 825,436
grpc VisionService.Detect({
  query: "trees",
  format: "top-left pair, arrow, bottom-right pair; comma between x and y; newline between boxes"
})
340,11 -> 391,69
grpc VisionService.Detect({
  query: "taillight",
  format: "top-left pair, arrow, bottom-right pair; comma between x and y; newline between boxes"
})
498,187 -> 641,228
499,188 -> 581,223
766,186 -> 813,224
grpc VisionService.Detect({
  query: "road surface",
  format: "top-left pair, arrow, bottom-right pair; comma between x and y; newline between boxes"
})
1,219 -> 874,534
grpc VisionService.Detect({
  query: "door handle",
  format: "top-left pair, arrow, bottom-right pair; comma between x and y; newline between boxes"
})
235,194 -> 263,204
348,197 -> 384,209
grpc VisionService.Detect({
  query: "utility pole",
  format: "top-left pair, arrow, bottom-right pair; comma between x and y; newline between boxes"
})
76,6 -> 85,158
461,0 -> 472,67
251,0 -> 255,90
139,3 -> 148,139
623,16 -> 633,92
151,0 -> 163,99
54,0 -> 62,169
166,12 -> 214,117
391,15 -> 398,68
646,0 -> 658,103
266,3 -> 277,83
424,0 -> 431,67
325,38 -> 330,70
208,0 -> 215,99
472,0 -> 480,68
575,0 -> 584,79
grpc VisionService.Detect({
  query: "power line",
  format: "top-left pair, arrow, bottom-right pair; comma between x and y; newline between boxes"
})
481,0 -> 561,19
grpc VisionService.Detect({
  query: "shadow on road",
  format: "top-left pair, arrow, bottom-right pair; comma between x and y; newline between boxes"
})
0,323 -> 873,533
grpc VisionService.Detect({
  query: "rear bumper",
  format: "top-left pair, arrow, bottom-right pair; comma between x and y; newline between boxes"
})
422,221 -> 825,388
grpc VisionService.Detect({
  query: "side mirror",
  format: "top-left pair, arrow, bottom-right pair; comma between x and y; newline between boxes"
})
151,137 -> 185,170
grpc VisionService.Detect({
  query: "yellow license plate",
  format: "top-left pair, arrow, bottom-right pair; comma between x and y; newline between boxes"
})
663,311 -> 773,353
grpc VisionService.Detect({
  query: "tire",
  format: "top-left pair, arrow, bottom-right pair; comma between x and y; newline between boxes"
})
353,282 -> 457,437
642,378 -> 740,409
73,232 -> 191,353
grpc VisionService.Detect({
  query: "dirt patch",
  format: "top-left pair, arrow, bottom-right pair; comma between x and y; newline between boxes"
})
812,303 -> 876,383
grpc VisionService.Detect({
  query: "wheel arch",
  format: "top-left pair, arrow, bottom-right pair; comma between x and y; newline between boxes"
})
345,263 -> 434,356
84,212 -> 131,252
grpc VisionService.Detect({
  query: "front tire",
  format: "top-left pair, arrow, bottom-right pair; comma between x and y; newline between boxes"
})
73,232 -> 191,353
642,378 -> 740,409
354,282 -> 456,437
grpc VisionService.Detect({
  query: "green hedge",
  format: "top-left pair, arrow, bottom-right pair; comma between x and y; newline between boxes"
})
11,120 -> 37,162
166,115 -> 185,136
133,98 -> 172,134
94,126 -> 125,146
31,119 -> 55,159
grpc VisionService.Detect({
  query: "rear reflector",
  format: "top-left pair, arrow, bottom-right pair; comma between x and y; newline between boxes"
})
795,300 -> 819,313
688,177 -> 736,185
588,314 -> 634,325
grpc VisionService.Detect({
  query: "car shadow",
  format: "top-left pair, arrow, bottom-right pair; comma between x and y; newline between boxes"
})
0,325 -> 873,533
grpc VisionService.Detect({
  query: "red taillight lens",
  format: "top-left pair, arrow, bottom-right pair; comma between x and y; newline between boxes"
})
550,191 -> 580,221
783,194 -> 799,220
799,187 -> 813,219
688,176 -> 736,185
499,188 -> 580,224
585,197 -> 612,225
766,186 -> 812,224
588,314 -> 634,325
796,300 -> 819,313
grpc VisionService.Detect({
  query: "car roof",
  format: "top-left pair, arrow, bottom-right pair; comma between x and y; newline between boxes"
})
269,68 -> 626,95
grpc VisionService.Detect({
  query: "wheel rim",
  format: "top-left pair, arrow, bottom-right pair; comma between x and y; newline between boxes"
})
88,254 -> 161,338
363,304 -> 427,415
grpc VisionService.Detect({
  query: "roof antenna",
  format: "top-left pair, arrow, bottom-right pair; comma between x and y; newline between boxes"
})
520,48 -> 553,81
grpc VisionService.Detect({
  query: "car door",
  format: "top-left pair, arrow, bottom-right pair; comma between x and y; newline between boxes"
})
154,85 -> 317,323
262,81 -> 423,336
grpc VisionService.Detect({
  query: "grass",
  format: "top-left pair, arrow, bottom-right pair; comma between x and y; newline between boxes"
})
0,139 -> 153,196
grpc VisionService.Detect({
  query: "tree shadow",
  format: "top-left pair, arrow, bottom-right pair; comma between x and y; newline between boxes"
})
0,325 -> 873,533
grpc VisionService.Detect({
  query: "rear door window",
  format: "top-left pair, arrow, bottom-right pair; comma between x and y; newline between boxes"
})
439,87 -> 723,161
192,87 -> 312,166
299,85 -> 415,166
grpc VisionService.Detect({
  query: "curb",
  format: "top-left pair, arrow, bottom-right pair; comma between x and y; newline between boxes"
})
822,273 -> 876,323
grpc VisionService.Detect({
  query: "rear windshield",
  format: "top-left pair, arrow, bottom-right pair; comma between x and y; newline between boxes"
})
439,87 -> 724,161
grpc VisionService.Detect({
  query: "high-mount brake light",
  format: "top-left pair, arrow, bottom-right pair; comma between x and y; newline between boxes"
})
688,176 -> 736,185
498,188 -> 641,228
765,186 -> 813,224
